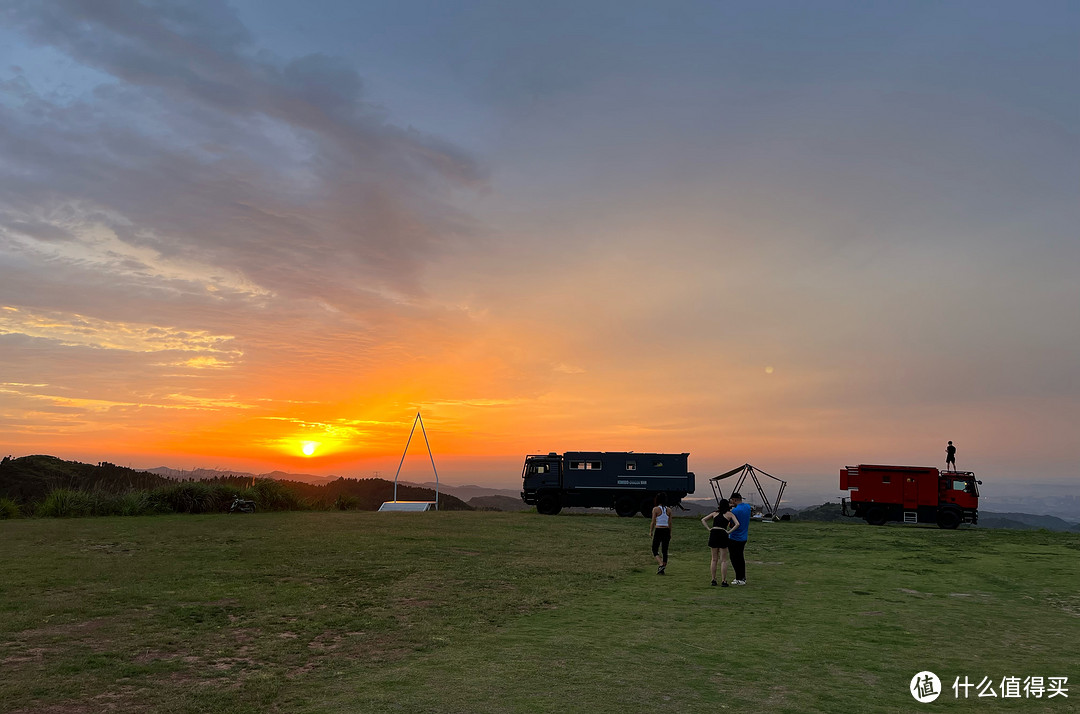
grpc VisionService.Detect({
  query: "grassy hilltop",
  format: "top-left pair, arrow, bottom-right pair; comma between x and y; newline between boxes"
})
0,455 -> 472,515
1,512 -> 1076,713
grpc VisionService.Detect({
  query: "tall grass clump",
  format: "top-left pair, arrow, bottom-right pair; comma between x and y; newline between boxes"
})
150,481 -> 219,514
334,494 -> 360,511
247,479 -> 306,511
114,490 -> 157,516
37,489 -> 96,518
0,497 -> 21,519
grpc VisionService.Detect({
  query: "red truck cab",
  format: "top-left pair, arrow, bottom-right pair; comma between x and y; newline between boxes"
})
840,464 -> 980,529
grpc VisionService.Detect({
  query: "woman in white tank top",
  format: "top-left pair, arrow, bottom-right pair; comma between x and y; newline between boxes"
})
650,493 -> 672,574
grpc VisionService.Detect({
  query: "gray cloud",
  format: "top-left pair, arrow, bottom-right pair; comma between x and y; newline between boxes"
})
1,0 -> 485,311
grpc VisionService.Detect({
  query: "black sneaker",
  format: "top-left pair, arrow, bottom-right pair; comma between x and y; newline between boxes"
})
721,581 -> 730,587
711,579 -> 717,586
657,565 -> 666,575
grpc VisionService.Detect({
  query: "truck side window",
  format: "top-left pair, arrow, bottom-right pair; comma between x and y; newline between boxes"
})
626,461 -> 636,471
952,480 -> 968,491
881,475 -> 891,484
569,461 -> 584,470
653,460 -> 663,468
587,461 -> 601,470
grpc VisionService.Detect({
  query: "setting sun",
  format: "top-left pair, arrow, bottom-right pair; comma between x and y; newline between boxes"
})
301,441 -> 319,457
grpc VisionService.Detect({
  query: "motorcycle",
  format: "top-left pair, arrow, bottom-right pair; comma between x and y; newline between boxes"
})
229,496 -> 256,514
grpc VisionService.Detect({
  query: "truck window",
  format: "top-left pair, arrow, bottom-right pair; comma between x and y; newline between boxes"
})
951,479 -> 969,491
587,461 -> 602,470
881,475 -> 891,484
653,460 -> 663,468
569,461 -> 584,470
626,461 -> 636,471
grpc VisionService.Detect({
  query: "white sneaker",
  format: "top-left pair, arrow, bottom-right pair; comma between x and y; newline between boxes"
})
734,579 -> 746,585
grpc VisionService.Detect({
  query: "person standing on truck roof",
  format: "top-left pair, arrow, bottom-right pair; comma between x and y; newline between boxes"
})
701,498 -> 739,587
650,493 -> 672,575
727,493 -> 751,585
946,441 -> 957,472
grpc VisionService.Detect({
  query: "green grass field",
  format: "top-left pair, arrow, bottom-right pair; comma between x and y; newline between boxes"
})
1,512 -> 1077,713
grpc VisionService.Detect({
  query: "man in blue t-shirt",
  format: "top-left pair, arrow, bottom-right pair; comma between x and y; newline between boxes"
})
728,492 -> 752,585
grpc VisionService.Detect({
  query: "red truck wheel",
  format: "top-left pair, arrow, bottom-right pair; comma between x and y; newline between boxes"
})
865,507 -> 887,526
937,509 -> 961,529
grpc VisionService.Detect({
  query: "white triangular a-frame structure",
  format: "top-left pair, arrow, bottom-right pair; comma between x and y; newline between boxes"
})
379,412 -> 440,512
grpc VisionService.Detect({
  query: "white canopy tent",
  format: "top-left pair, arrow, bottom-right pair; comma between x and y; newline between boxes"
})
378,501 -> 435,512
379,412 -> 439,512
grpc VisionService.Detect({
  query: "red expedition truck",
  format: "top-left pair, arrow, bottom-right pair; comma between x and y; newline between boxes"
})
840,464 -> 981,529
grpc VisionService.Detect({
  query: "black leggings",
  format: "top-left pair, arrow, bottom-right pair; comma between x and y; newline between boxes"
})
728,539 -> 746,581
652,528 -> 671,563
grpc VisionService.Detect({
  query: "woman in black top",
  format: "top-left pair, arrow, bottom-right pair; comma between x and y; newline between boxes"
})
701,499 -> 740,587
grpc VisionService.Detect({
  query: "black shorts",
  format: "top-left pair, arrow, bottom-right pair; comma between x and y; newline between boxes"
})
709,528 -> 730,549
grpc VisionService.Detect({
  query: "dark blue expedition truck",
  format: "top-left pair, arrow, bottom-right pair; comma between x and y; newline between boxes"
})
521,451 -> 695,516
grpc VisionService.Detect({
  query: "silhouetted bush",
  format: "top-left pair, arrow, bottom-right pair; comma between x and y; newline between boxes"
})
246,479 -> 306,511
37,489 -> 96,517
334,494 -> 360,511
113,491 -> 157,516
151,482 -> 221,514
0,497 -> 20,519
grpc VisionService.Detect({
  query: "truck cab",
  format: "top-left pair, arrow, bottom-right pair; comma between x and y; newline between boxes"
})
522,453 -> 561,493
941,472 -> 980,511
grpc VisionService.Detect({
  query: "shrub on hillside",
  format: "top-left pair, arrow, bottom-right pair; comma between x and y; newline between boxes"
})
247,479 -> 306,511
113,490 -> 157,516
37,489 -> 96,517
334,494 -> 360,511
151,481 -> 222,514
797,503 -> 846,522
0,497 -> 21,519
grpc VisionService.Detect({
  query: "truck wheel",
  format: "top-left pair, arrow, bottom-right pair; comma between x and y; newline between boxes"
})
615,497 -> 638,517
639,497 -> 654,517
537,495 -> 561,516
936,509 -> 961,530
865,507 -> 887,526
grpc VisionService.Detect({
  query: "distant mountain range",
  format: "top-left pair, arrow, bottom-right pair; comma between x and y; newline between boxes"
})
976,511 -> 1080,532
977,491 -> 1080,523
144,466 -> 338,486
401,481 -> 523,501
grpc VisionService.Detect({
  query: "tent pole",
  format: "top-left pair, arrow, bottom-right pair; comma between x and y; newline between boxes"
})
417,412 -> 439,509
393,414 -> 420,503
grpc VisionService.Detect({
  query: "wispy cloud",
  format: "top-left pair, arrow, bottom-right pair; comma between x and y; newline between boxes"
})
0,306 -> 238,357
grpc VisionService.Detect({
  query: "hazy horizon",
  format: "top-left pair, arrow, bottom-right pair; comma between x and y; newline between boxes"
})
15,451 -> 1076,512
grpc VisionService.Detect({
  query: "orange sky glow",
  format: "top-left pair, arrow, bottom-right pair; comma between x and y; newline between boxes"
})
1,2 -> 1077,498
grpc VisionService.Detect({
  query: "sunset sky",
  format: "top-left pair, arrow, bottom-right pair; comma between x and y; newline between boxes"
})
1,1 -> 1077,494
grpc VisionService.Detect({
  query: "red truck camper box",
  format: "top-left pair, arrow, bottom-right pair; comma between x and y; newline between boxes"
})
840,464 -> 980,529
